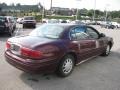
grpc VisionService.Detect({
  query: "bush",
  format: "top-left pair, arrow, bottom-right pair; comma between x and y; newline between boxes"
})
35,15 -> 42,22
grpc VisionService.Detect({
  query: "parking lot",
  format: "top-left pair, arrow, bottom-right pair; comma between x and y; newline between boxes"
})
0,24 -> 120,90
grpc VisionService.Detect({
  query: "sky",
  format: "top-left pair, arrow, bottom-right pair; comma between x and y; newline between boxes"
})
0,0 -> 120,11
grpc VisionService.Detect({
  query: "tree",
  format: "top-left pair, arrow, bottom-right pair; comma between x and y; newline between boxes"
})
16,3 -> 21,7
87,10 -> 93,17
10,3 -> 15,7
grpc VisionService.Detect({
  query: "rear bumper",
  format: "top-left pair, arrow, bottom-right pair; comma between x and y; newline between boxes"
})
5,51 -> 58,73
23,23 -> 36,26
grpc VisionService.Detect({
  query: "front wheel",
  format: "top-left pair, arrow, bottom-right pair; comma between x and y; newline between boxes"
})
101,45 -> 111,56
56,55 -> 75,77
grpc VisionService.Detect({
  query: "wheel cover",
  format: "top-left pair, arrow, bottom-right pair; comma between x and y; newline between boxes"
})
62,58 -> 73,74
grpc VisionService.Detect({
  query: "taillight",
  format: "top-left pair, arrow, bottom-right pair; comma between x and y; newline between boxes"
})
20,47 -> 43,59
6,41 -> 11,50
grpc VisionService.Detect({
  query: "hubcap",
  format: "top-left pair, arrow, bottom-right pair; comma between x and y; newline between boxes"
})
62,58 -> 73,74
106,45 -> 110,55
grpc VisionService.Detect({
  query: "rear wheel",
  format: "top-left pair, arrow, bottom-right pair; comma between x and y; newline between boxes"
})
56,55 -> 75,77
8,27 -> 13,36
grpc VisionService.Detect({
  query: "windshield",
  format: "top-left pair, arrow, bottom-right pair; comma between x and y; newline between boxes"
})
29,24 -> 64,39
24,17 -> 35,20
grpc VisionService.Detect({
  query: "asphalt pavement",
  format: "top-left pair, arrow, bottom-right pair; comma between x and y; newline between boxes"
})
0,24 -> 120,90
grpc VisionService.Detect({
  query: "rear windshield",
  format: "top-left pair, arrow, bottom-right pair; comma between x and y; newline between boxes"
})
29,24 -> 64,39
24,17 -> 35,20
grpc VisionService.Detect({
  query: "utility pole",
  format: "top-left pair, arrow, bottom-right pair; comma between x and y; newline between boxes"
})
105,8 -> 107,22
50,0 -> 53,15
105,4 -> 110,22
93,0 -> 96,21
76,9 -> 79,20
75,0 -> 82,20
38,2 -> 44,23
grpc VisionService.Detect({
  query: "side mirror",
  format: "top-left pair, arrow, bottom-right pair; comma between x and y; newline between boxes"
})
100,33 -> 106,37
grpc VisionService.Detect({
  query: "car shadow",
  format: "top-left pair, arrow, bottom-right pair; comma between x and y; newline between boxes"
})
110,50 -> 120,58
20,72 -> 76,90
19,50 -> 120,90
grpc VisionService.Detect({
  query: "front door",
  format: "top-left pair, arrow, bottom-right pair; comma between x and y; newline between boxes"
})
69,26 -> 96,63
86,26 -> 105,55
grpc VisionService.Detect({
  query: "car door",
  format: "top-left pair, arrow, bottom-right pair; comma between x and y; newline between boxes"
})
86,26 -> 105,56
69,26 -> 96,62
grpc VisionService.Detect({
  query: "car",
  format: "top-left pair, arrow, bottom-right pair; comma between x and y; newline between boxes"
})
22,16 -> 36,28
0,16 -> 16,36
60,20 -> 67,23
71,20 -> 86,25
17,18 -> 23,24
5,24 -> 113,77
111,22 -> 120,28
100,21 -> 115,29
47,19 -> 59,23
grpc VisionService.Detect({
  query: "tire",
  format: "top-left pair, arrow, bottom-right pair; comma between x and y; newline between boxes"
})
8,27 -> 13,36
56,54 -> 75,77
23,25 -> 25,28
33,25 -> 36,28
13,26 -> 16,31
101,44 -> 111,56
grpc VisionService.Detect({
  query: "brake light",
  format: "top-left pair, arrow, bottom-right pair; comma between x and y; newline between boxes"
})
6,41 -> 11,50
20,47 -> 43,59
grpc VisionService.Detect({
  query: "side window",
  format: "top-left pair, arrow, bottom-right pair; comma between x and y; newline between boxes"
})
86,27 -> 99,39
70,27 -> 89,40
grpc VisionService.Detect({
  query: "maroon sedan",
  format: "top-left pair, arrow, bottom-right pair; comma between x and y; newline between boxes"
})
5,24 -> 113,77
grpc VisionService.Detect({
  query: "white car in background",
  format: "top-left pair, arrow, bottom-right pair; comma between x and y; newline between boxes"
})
111,22 -> 120,28
17,18 -> 23,24
70,20 -> 86,25
48,19 -> 59,23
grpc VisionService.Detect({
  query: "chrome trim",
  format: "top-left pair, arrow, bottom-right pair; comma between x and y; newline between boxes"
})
76,55 -> 98,65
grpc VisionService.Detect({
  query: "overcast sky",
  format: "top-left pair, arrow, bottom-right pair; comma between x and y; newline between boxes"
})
0,0 -> 120,11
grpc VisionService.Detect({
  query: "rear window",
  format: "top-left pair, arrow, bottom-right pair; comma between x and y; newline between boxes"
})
29,24 -> 64,39
24,17 -> 35,20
